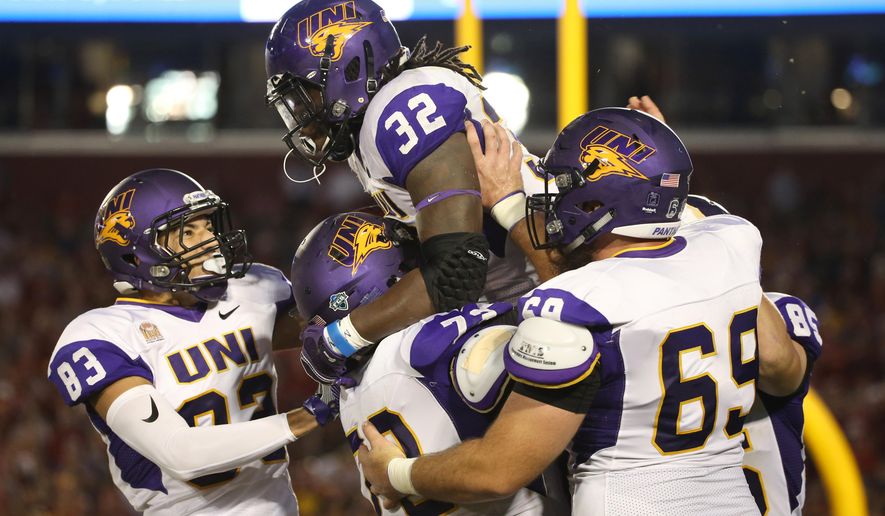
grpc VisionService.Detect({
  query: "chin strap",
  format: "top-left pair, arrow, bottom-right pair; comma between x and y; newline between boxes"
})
282,148 -> 327,185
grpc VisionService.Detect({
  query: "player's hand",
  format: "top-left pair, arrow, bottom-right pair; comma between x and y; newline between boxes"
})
301,382 -> 340,426
465,119 -> 524,210
358,421 -> 407,508
627,95 -> 666,123
299,323 -> 347,385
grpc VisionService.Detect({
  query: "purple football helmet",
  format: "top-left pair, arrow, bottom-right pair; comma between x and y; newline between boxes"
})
291,212 -> 412,324
95,169 -> 251,300
527,108 -> 693,253
265,0 -> 405,167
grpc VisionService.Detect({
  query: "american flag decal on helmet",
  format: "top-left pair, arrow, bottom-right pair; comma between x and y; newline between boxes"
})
660,173 -> 680,188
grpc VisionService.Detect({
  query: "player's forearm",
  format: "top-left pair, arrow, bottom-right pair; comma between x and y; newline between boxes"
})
106,384 -> 299,481
757,296 -> 807,396
349,268 -> 435,342
411,439 -> 530,503
508,217 -> 559,282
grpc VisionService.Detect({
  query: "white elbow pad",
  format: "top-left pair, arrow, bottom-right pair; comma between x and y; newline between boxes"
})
106,384 -> 295,480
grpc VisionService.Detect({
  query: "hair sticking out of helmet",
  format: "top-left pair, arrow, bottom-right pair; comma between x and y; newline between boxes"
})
290,211 -> 415,325
526,108 -> 693,254
378,36 -> 484,91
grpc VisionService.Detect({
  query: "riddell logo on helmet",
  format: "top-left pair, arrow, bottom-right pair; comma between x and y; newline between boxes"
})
328,215 -> 393,276
96,188 -> 136,247
297,1 -> 372,61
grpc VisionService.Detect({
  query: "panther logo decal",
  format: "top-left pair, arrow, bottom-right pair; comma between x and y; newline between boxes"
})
329,215 -> 393,276
579,146 -> 649,182
96,188 -> 136,246
297,1 -> 371,61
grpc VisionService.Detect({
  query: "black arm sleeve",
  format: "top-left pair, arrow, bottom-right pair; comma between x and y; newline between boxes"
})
512,368 -> 602,414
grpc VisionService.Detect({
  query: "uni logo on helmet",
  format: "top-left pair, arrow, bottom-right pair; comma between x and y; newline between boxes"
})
96,188 -> 136,247
297,1 -> 372,61
328,214 -> 392,275
578,124 -> 657,182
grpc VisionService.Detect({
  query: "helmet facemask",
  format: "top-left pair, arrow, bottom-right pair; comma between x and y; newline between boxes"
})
147,191 -> 252,296
526,159 -> 616,254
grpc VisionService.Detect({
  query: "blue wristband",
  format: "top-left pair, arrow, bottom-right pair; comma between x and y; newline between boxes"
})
325,320 -> 359,358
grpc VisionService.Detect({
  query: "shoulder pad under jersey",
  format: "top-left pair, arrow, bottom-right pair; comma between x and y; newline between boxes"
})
504,317 -> 601,388
450,325 -> 514,412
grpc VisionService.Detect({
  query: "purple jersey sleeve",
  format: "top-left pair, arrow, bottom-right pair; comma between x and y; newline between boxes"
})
408,302 -> 513,373
517,287 -> 611,328
48,340 -> 154,406
767,293 -> 823,362
508,288 -> 610,387
375,84 -> 469,186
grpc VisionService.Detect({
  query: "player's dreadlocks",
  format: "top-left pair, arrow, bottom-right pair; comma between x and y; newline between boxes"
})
379,36 -> 485,90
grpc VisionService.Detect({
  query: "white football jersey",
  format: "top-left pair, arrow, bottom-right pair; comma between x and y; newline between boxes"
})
347,66 -> 554,302
339,303 -> 567,515
518,215 -> 763,515
47,264 -> 298,516
740,292 -> 822,516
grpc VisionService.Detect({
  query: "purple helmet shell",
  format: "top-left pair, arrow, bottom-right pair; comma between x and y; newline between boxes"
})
94,169 -> 251,299
291,212 -> 411,324
527,108 -> 693,253
265,0 -> 404,166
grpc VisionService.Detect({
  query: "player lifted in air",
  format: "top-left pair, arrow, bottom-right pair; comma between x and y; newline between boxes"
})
264,0 -> 554,385
288,211 -> 569,515
47,169 -> 321,515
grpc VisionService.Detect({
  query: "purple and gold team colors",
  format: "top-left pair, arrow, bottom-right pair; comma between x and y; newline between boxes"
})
340,303 -> 565,515
742,293 -> 822,515
267,0 -> 554,303
47,265 -> 298,515
345,65 -> 552,302
514,215 -> 763,514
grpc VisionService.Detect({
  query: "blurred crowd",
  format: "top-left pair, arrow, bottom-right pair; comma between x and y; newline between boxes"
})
0,152 -> 881,515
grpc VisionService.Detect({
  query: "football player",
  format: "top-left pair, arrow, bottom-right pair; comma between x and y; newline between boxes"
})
359,108 -> 799,513
264,0 -> 554,385
638,95 -> 822,515
47,169 -> 322,515
289,211 -> 569,515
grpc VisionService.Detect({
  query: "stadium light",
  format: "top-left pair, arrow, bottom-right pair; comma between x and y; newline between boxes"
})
482,72 -> 530,134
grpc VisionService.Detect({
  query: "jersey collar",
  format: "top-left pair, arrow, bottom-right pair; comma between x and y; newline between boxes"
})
115,297 -> 208,323
611,236 -> 687,259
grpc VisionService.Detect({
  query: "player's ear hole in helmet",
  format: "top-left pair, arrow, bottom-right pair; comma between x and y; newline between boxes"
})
95,169 -> 252,301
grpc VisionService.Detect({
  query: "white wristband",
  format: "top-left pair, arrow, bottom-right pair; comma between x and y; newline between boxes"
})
491,191 -> 527,231
387,457 -> 419,496
339,314 -> 374,350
